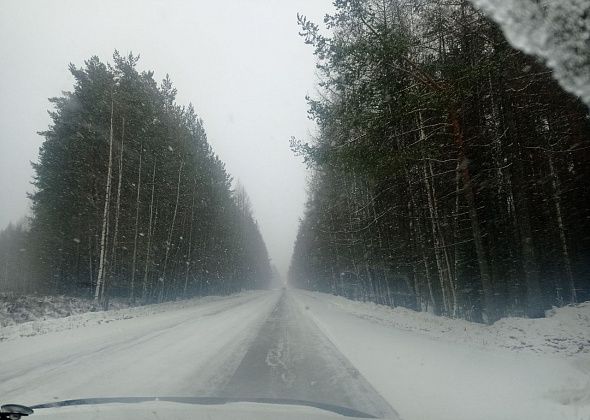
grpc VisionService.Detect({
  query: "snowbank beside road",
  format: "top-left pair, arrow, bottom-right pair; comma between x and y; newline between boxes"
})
295,291 -> 590,357
292,290 -> 590,420
0,292 -> 260,342
0,293 -> 131,327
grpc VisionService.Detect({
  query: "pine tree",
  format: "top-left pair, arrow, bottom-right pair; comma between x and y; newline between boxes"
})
26,52 -> 271,301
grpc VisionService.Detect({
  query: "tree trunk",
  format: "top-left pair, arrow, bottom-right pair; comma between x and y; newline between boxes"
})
423,161 -> 449,314
88,232 -> 93,298
429,160 -> 458,316
159,160 -> 184,302
184,180 -> 196,297
142,161 -> 157,302
130,142 -> 142,302
548,154 -> 576,303
515,191 -> 544,318
95,98 -> 115,301
103,117 -> 125,305
450,109 -> 496,323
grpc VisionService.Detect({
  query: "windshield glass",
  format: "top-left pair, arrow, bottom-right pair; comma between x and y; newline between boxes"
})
0,1 -> 589,420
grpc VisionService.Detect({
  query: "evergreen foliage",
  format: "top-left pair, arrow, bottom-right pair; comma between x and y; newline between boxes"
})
24,52 -> 271,303
289,0 -> 590,322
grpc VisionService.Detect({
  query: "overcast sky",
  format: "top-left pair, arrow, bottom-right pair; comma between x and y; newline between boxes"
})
0,0 -> 333,277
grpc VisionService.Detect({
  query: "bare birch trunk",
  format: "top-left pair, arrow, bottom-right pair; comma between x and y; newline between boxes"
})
184,180 -> 196,297
159,160 -> 184,302
418,113 -> 449,313
95,99 -> 115,301
103,118 -> 125,304
403,162 -> 437,312
423,161 -> 449,314
142,161 -> 157,302
88,232 -> 93,298
130,142 -> 142,302
429,160 -> 458,316
452,161 -> 462,314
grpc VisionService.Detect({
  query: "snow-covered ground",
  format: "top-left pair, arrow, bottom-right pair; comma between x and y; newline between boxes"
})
294,291 -> 590,357
0,293 -> 260,342
0,289 -> 396,419
1,289 -> 588,420
0,291 -> 280,405
0,293 -> 131,328
292,290 -> 590,420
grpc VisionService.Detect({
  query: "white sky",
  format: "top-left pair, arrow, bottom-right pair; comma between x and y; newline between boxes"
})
0,0 -> 332,277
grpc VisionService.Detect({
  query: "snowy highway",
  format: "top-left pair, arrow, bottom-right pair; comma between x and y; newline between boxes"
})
0,291 -> 279,404
0,290 -> 397,418
219,292 -> 396,418
1,289 -> 588,420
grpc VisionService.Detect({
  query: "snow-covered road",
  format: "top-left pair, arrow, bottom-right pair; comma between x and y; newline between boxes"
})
0,291 -> 280,405
1,289 -> 588,420
0,290 -> 397,418
219,292 -> 397,418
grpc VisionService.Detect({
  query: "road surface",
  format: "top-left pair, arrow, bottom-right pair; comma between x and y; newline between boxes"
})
0,290 -> 397,418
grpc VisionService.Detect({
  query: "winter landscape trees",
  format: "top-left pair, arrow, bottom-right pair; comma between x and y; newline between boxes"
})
289,0 -> 590,322
2,52 -> 271,304
1,0 -> 588,325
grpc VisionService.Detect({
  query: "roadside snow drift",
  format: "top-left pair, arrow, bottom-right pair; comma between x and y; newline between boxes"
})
0,292 -> 265,342
0,293 -> 130,328
292,290 -> 590,420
